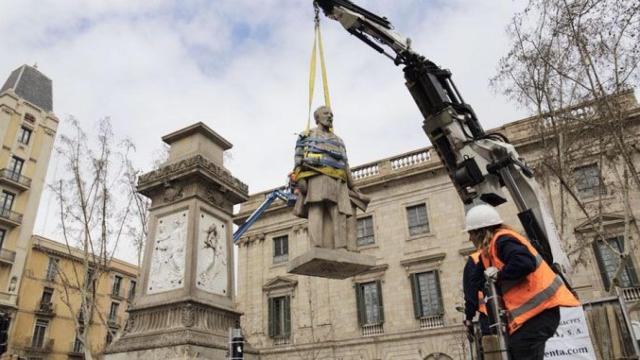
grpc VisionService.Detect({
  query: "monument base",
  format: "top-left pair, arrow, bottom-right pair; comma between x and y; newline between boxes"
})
104,300 -> 258,360
287,247 -> 376,279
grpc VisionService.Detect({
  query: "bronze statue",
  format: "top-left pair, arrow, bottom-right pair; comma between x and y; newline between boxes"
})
292,106 -> 369,250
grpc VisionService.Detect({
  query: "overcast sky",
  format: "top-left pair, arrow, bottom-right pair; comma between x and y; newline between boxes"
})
1,0 -> 530,264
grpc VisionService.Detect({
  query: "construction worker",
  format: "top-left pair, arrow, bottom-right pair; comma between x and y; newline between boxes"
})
464,204 -> 579,360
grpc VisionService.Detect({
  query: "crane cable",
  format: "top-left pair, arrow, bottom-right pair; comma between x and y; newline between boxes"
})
306,3 -> 331,134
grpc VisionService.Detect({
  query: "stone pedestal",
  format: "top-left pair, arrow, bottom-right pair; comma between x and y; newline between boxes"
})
105,123 -> 257,360
287,248 -> 376,280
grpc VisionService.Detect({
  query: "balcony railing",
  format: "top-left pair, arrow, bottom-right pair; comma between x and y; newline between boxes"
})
107,315 -> 121,328
351,148 -> 434,182
0,169 -> 31,190
419,314 -> 445,329
361,323 -> 384,336
0,208 -> 22,226
23,336 -> 54,353
272,336 -> 290,346
35,302 -> 55,316
0,249 -> 15,265
621,286 -> 640,302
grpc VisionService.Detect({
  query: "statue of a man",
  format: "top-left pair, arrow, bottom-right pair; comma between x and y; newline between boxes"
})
292,106 -> 369,250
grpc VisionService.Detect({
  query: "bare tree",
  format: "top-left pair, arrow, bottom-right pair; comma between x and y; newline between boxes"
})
492,0 -> 640,292
50,117 -> 144,359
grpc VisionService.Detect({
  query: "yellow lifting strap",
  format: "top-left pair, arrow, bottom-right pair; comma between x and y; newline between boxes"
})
305,4 -> 331,134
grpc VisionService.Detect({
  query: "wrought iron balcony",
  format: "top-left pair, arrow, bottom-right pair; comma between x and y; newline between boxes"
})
0,169 -> 31,190
23,336 -> 54,353
0,208 -> 22,227
0,248 -> 15,265
35,301 -> 56,317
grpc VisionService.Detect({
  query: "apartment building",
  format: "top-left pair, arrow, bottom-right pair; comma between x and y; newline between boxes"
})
9,236 -> 138,359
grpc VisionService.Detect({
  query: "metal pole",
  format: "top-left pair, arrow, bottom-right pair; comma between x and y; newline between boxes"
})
485,276 -> 510,360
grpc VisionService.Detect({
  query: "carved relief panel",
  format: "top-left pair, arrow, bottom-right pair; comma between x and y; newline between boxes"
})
147,210 -> 188,294
196,211 -> 228,295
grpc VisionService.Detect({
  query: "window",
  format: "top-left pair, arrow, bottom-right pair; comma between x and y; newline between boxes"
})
17,127 -> 32,145
112,275 -> 122,297
406,203 -> 429,236
106,331 -> 113,345
0,229 -> 5,248
273,235 -> 288,264
0,191 -> 15,212
357,216 -> 375,246
72,334 -> 84,353
8,156 -> 24,178
45,258 -> 58,282
574,164 -> 605,198
108,302 -> 119,322
85,267 -> 95,289
128,280 -> 137,301
31,319 -> 48,348
593,236 -> 639,290
268,296 -> 291,339
410,271 -> 444,318
24,113 -> 36,123
40,287 -> 53,305
355,281 -> 384,325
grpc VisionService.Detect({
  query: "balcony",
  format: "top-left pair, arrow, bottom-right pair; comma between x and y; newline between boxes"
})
621,286 -> 640,302
68,340 -> 85,358
419,314 -> 445,329
272,336 -> 290,346
35,302 -> 56,317
0,249 -> 15,265
22,336 -> 54,353
0,208 -> 22,227
0,169 -> 31,191
361,323 -> 384,336
107,315 -> 121,329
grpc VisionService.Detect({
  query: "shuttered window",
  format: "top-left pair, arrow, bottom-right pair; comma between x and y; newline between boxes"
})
406,204 -> 429,236
357,216 -> 375,246
593,236 -> 638,290
355,281 -> 384,325
410,271 -> 443,318
273,235 -> 289,264
574,164 -> 605,198
268,296 -> 291,338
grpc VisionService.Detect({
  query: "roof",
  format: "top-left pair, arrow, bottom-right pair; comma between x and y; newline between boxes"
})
161,121 -> 232,150
0,65 -> 53,112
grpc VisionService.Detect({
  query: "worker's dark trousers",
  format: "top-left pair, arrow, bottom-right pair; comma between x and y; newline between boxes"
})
508,307 -> 560,360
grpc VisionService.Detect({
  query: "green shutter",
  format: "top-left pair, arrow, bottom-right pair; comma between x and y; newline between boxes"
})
284,296 -> 291,337
376,280 -> 384,323
267,297 -> 275,337
434,271 -> 444,314
410,274 -> 422,318
355,284 -> 365,325
593,241 -> 612,291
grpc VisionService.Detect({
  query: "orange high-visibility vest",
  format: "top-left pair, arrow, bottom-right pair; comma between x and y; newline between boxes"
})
480,229 -> 579,334
469,251 -> 488,315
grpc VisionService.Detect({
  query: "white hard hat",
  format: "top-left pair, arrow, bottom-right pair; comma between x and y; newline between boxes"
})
465,204 -> 503,231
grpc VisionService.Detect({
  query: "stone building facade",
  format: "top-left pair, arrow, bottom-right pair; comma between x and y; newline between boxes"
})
235,91 -> 640,359
9,235 -> 138,359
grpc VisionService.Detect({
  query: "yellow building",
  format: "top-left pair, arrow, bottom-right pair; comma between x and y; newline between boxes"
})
9,236 -> 139,359
0,65 -> 59,354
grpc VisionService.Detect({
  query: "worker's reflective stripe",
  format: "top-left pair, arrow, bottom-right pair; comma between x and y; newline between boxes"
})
509,275 -> 564,319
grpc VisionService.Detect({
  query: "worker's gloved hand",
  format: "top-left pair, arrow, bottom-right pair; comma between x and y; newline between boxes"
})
484,266 -> 500,281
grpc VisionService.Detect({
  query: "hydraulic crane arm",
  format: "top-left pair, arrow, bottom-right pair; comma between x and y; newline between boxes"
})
316,0 -> 571,271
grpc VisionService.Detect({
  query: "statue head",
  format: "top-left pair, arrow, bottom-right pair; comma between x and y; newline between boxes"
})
313,106 -> 333,130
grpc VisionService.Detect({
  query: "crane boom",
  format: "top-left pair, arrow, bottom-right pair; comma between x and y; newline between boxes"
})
315,0 -> 571,272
